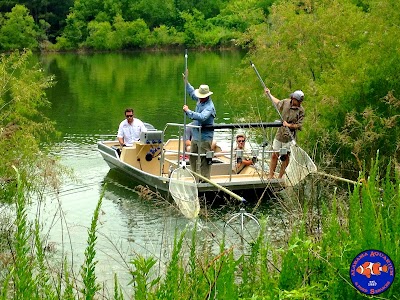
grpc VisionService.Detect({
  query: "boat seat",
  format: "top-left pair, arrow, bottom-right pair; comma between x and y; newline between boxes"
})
120,145 -> 137,164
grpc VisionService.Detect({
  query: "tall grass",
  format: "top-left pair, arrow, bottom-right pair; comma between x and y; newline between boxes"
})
80,194 -> 102,299
11,167 -> 36,299
1,159 -> 399,299
0,169 -> 106,299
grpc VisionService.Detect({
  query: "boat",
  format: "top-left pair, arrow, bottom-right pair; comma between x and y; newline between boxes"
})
97,121 -> 287,200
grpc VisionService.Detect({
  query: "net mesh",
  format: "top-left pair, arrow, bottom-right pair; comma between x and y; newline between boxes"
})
284,145 -> 317,186
169,167 -> 200,219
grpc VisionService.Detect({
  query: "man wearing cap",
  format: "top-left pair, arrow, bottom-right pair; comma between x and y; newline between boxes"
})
264,88 -> 305,179
183,78 -> 216,179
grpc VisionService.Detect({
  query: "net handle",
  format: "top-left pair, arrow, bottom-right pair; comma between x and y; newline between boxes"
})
188,169 -> 245,203
250,61 -> 297,145
182,49 -> 188,159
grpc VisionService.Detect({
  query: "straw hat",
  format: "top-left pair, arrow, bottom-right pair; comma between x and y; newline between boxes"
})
194,84 -> 213,98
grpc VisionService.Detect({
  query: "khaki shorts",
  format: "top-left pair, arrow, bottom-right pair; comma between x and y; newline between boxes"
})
272,139 -> 292,153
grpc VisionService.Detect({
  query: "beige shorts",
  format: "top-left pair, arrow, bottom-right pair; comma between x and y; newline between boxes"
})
272,139 -> 292,152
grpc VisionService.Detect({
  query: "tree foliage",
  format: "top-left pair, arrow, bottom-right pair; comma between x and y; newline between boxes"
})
0,0 -> 276,51
0,0 -> 73,42
0,50 -> 65,201
1,0 -> 398,180
233,0 -> 400,178
0,5 -> 40,51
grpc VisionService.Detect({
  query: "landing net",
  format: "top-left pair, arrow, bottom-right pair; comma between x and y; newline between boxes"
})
284,144 -> 317,186
169,167 -> 200,219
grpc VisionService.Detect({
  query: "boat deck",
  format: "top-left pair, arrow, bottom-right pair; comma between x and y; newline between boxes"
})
98,121 -> 287,197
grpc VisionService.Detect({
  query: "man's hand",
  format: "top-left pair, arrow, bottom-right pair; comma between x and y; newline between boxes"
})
182,70 -> 188,83
183,105 -> 189,112
283,121 -> 296,129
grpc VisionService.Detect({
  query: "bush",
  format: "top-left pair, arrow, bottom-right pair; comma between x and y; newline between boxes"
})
0,5 -> 40,51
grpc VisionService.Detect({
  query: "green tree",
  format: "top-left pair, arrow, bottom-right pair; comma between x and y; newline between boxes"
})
129,0 -> 178,29
175,0 -> 228,19
212,0 -> 267,32
113,17 -> 150,49
233,0 -> 400,177
0,5 -> 40,51
148,25 -> 184,47
0,0 -> 73,43
85,20 -> 114,50
0,50 -> 64,201
55,11 -> 87,50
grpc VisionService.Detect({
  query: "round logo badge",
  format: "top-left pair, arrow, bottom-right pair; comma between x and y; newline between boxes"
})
350,249 -> 395,295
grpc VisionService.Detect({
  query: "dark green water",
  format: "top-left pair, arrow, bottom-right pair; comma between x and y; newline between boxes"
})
35,51 -> 285,293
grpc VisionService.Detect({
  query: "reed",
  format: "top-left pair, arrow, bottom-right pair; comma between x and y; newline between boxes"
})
130,256 -> 160,299
276,154 -> 399,299
12,167 -> 36,299
33,220 -> 58,299
1,156 -> 399,299
62,257 -> 75,300
113,273 -> 124,300
156,229 -> 186,299
80,195 -> 103,299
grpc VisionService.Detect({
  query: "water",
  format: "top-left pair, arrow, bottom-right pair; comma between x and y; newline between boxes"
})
34,51 -> 286,295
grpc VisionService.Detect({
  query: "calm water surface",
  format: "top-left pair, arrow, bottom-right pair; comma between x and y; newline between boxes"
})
36,51 -> 286,294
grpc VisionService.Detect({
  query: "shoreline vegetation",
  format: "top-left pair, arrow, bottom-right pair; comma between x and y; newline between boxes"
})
1,0 -> 400,298
0,0 -> 265,53
1,158 -> 399,299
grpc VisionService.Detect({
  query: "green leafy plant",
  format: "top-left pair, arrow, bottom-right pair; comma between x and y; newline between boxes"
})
80,195 -> 103,299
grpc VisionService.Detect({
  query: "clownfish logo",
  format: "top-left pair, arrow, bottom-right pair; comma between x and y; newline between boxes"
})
356,262 -> 388,278
350,250 -> 395,295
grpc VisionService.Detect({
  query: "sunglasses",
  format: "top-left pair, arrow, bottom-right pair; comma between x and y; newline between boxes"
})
237,139 -> 245,143
126,115 -> 133,118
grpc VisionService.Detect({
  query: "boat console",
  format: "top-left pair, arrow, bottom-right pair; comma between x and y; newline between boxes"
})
140,131 -> 163,145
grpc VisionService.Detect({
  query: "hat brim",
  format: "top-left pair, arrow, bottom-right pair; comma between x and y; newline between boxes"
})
194,90 -> 213,98
290,93 -> 303,101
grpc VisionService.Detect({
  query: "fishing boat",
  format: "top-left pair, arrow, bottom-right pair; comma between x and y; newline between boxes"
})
97,121 -> 289,200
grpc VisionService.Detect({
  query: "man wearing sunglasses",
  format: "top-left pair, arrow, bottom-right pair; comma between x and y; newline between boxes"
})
117,108 -> 147,147
234,133 -> 254,172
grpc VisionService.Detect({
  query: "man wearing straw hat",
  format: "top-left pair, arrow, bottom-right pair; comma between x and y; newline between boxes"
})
183,78 -> 216,179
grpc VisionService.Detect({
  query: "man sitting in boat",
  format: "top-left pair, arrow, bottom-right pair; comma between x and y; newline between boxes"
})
117,108 -> 147,147
234,132 -> 254,173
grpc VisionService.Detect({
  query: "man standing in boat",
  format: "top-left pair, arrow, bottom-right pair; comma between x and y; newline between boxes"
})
117,108 -> 147,147
264,88 -> 305,179
183,75 -> 216,180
